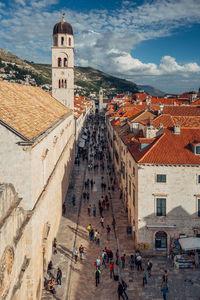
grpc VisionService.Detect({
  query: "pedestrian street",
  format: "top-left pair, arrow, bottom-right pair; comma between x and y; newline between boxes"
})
42,115 -> 200,300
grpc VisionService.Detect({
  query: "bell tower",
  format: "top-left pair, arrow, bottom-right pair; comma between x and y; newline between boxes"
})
52,14 -> 74,110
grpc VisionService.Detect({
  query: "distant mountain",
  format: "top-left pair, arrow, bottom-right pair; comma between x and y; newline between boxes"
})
0,48 -> 165,97
138,85 -> 165,97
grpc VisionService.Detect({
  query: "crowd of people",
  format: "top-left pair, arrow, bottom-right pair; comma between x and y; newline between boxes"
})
45,114 -> 170,299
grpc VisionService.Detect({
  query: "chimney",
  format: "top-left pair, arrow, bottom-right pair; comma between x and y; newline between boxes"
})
174,124 -> 181,135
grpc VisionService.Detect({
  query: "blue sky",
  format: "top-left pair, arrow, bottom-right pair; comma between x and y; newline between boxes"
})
0,0 -> 200,93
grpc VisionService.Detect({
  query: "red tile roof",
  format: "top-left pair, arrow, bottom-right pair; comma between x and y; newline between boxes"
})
163,106 -> 200,116
129,128 -> 200,165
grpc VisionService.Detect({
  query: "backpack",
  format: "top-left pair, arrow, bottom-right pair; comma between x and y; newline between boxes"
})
149,262 -> 152,268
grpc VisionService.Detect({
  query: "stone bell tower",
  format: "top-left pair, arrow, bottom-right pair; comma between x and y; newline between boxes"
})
99,87 -> 103,112
52,14 -> 74,109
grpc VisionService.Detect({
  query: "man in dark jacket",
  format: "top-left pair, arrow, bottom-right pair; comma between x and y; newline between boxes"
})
94,268 -> 101,286
118,282 -> 125,300
56,268 -> 62,285
121,279 -> 128,300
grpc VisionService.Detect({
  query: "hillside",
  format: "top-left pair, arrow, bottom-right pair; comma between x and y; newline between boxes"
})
0,48 -> 164,97
138,85 -> 165,97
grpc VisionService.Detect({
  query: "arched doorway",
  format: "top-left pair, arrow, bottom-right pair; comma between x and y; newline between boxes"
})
155,231 -> 167,250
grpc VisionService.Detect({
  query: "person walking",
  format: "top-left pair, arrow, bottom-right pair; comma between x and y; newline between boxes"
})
53,238 -> 57,254
102,250 -> 107,268
142,269 -> 147,286
110,261 -> 115,279
94,229 -> 98,242
147,259 -> 153,277
79,245 -> 84,260
161,282 -> 168,300
121,279 -> 128,300
96,231 -> 100,245
136,254 -> 142,271
129,255 -> 134,270
118,282 -> 125,300
100,216 -> 104,228
94,268 -> 101,287
162,270 -> 168,283
96,257 -> 101,270
90,228 -> 94,242
56,267 -> 62,285
88,204 -> 91,216
121,254 -> 126,269
116,249 -> 119,265
106,225 -> 111,240
74,247 -> 79,263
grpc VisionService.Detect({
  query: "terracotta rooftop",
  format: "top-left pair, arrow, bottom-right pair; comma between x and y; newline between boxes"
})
0,81 -> 71,141
163,106 -> 200,116
152,114 -> 200,128
129,128 -> 200,165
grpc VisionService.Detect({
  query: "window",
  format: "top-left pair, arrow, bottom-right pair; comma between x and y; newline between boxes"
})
62,79 -> 64,88
196,146 -> 200,155
58,80 -> 61,88
156,198 -> 166,216
156,174 -> 166,183
64,80 -> 67,88
198,199 -> 200,217
61,37 -> 64,45
64,57 -> 68,67
133,167 -> 135,176
198,175 -> 200,184
53,36 -> 58,46
133,188 -> 135,207
129,180 -> 131,196
69,37 -> 71,46
58,57 -> 62,67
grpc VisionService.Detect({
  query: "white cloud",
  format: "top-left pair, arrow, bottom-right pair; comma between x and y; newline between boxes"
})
14,0 -> 26,6
0,0 -> 200,93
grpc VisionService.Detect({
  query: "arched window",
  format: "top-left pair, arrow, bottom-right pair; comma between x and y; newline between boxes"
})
58,57 -> 62,67
64,57 -> 68,67
59,80 -> 61,88
69,37 -> 71,46
155,231 -> 167,249
64,80 -> 67,88
61,37 -> 64,45
62,79 -> 64,88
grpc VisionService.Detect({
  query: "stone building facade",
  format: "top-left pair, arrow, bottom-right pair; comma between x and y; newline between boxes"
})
0,81 -> 75,299
106,104 -> 200,254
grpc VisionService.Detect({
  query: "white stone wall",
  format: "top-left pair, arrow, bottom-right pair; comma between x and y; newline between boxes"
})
30,113 -> 75,210
0,184 -> 31,300
137,164 -> 200,252
0,112 -> 75,299
0,126 -> 31,204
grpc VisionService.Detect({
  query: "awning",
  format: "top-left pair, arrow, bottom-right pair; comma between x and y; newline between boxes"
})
179,237 -> 200,251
